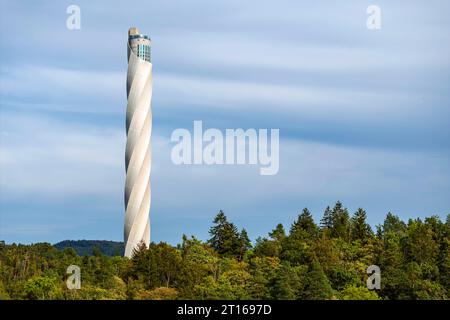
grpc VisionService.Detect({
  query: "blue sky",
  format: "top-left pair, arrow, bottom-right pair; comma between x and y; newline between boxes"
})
0,1 -> 449,245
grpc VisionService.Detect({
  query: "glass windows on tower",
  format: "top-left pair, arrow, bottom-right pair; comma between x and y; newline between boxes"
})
135,43 -> 151,62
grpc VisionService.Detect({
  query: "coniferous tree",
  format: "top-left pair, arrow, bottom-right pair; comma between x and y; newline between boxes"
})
237,228 -> 252,261
281,209 -> 317,265
208,210 -> 240,257
290,208 -> 319,239
382,212 -> 407,235
252,224 -> 286,258
0,205 -> 448,300
330,201 -> 351,241
128,242 -> 158,289
302,259 -> 334,300
320,206 -> 333,230
404,219 -> 438,265
272,262 -> 306,299
269,223 -> 286,242
248,256 -> 280,299
350,208 -> 373,242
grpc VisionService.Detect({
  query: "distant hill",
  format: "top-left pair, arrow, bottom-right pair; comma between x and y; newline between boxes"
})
53,240 -> 124,256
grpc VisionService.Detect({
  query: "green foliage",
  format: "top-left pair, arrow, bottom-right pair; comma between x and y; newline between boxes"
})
247,256 -> 280,299
179,236 -> 220,299
0,278 -> 10,300
303,259 -> 334,300
338,285 -> 380,300
134,287 -> 179,300
290,208 -> 319,240
320,206 -> 333,230
404,219 -> 438,265
329,201 -> 351,241
382,212 -> 407,235
126,241 -> 183,290
253,224 -> 285,258
350,208 -> 373,243
208,210 -> 241,257
237,229 -> 252,261
272,262 -> 307,299
269,223 -> 286,242
0,201 -> 448,300
54,240 -> 124,256
24,276 -> 62,300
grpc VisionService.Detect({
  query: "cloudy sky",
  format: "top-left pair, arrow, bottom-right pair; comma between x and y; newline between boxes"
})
0,1 -> 449,245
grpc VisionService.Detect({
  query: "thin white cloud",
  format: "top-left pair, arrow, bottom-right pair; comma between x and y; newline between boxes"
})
156,72 -> 421,121
155,136 -> 450,208
0,65 -> 124,114
1,63 -> 427,123
158,30 -> 449,73
0,113 -> 124,197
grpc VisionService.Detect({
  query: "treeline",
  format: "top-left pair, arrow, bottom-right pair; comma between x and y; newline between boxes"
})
0,201 -> 448,300
54,240 -> 124,257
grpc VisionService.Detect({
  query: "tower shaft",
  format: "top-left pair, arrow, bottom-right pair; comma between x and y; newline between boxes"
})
124,28 -> 152,257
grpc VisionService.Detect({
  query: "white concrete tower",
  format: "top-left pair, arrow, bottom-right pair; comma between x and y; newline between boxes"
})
124,27 -> 152,257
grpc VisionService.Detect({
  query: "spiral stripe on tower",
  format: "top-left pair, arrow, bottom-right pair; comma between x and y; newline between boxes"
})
124,28 -> 152,257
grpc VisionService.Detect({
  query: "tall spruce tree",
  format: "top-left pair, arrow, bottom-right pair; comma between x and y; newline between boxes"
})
208,210 -> 240,257
302,259 -> 334,300
237,228 -> 252,261
320,206 -> 333,230
290,208 -> 319,239
382,212 -> 407,235
272,262 -> 306,299
350,208 -> 373,242
330,201 -> 351,241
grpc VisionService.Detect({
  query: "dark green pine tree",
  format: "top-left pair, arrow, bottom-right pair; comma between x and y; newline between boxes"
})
129,241 -> 158,289
131,241 -> 148,260
330,201 -> 351,241
269,223 -> 286,242
272,262 -> 303,299
320,206 -> 333,230
302,259 -> 334,300
290,208 -> 319,239
208,210 -> 240,257
237,228 -> 252,261
281,209 -> 317,265
382,212 -> 407,235
350,208 -> 373,242
404,218 -> 438,265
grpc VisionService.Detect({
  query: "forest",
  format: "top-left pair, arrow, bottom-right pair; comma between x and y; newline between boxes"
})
0,201 -> 448,300
54,240 -> 124,256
